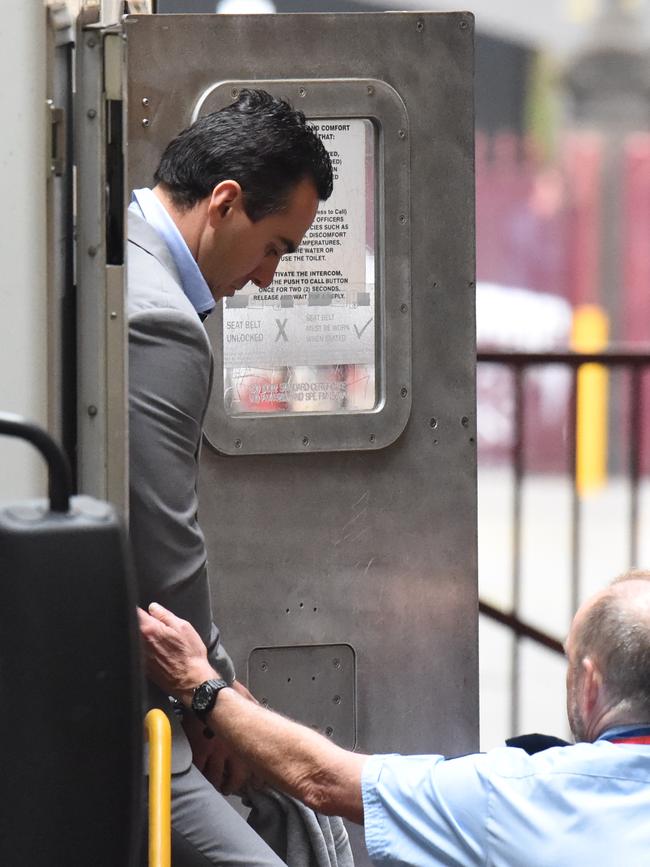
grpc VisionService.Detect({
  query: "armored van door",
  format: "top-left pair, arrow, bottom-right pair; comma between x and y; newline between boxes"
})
125,12 -> 477,855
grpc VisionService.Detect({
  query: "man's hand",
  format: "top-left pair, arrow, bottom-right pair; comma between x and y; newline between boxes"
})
182,683 -> 262,796
205,680 -> 266,793
138,603 -> 216,699
139,603 -> 264,795
203,735 -> 257,796
181,711 -> 249,793
138,602 -> 366,821
181,710 -> 215,773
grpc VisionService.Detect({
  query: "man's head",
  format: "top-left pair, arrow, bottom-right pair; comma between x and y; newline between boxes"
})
152,89 -> 333,300
565,570 -> 650,742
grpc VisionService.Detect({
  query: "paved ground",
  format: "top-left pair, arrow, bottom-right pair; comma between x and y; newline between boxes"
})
477,467 -> 647,749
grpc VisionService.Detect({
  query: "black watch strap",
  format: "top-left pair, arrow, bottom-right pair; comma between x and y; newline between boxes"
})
191,678 -> 229,722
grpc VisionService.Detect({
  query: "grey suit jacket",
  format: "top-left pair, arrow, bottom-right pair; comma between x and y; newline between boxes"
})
127,210 -> 234,773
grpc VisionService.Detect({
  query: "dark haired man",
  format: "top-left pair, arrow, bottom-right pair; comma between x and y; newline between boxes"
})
128,89 -> 333,866
139,571 -> 650,866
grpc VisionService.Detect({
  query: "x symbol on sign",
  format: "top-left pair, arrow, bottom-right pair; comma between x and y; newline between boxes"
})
275,318 -> 288,342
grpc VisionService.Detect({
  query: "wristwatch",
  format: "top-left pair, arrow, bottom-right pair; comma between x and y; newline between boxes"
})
191,678 -> 229,722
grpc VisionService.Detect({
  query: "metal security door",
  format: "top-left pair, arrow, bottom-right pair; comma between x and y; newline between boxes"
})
125,13 -> 477,856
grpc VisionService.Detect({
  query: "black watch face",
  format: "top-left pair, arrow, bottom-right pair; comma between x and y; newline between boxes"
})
192,679 -> 227,718
193,683 -> 213,714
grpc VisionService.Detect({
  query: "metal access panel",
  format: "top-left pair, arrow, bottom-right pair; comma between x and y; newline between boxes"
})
125,9 -> 477,779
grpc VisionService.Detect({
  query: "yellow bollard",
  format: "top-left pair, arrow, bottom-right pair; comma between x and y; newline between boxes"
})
571,304 -> 609,495
144,709 -> 172,867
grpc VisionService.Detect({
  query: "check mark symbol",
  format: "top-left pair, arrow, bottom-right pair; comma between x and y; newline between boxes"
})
354,318 -> 373,339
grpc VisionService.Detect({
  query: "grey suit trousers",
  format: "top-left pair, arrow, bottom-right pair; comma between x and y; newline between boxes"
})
139,767 -> 283,866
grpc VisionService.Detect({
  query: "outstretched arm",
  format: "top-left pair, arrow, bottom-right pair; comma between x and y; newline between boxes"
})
138,603 -> 367,823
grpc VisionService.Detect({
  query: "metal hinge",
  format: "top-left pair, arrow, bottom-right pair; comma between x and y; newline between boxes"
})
47,99 -> 66,177
48,1 -> 74,47
126,1 -> 154,13
104,31 -> 123,101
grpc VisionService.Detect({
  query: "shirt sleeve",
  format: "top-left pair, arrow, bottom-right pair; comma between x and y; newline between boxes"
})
362,753 -> 489,866
128,305 -> 235,682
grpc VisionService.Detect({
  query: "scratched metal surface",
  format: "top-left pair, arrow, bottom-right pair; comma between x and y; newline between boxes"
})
126,12 -> 478,772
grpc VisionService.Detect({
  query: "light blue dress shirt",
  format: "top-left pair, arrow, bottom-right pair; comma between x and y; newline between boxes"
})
129,187 -> 215,316
362,732 -> 650,866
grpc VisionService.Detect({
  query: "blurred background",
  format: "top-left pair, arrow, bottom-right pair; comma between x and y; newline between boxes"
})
156,0 -> 650,749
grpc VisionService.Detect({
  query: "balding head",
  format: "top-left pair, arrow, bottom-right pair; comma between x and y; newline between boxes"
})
566,571 -> 650,741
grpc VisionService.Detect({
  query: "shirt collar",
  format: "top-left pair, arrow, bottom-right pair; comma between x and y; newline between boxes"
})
597,724 -> 650,742
129,187 -> 215,316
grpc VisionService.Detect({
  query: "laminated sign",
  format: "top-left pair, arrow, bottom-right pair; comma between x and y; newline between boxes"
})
223,119 -> 377,415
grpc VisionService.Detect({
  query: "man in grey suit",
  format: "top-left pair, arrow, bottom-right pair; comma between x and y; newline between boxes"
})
127,89 -> 333,865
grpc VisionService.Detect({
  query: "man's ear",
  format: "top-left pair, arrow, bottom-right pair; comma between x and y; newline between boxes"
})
580,656 -> 603,717
207,180 -> 244,226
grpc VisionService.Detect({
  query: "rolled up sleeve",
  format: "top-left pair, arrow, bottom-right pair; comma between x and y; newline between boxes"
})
362,753 -> 488,866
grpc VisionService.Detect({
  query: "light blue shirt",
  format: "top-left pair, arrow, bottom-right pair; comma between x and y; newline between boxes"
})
362,733 -> 650,866
129,187 -> 215,316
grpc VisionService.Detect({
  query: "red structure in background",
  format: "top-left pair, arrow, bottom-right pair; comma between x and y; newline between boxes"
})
562,135 -> 602,309
623,134 -> 650,343
476,130 -> 610,307
476,129 -> 650,337
476,132 -> 570,300
622,134 -> 650,471
476,131 -> 650,473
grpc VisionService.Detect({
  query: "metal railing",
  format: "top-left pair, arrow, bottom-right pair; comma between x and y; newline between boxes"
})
145,709 -> 172,867
477,349 -> 650,734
